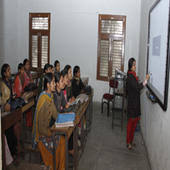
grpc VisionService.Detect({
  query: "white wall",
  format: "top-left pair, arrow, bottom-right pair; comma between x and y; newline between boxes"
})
139,0 -> 170,169
0,0 -> 5,68
0,0 -> 19,71
0,0 -> 141,102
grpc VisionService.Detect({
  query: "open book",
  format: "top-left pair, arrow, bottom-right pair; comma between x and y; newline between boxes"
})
69,98 -> 80,106
76,94 -> 89,103
55,113 -> 75,128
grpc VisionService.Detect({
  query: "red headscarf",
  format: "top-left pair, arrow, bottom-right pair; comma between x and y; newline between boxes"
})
128,71 -> 138,81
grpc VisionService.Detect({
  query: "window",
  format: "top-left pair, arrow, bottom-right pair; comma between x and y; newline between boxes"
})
97,15 -> 126,81
29,13 -> 50,70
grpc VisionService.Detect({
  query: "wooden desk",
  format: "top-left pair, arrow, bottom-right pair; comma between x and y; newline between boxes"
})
21,88 -> 38,113
1,109 -> 22,170
21,99 -> 34,113
51,95 -> 93,170
1,89 -> 38,170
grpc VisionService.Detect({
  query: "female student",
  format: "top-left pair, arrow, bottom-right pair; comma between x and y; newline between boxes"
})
50,64 -> 55,75
13,63 -> 25,98
0,64 -> 18,158
53,72 -> 67,113
38,63 -> 52,96
23,59 -> 33,87
54,60 -> 60,75
64,65 -> 75,102
32,73 -> 65,170
23,59 -> 33,127
126,58 -> 149,150
61,69 -> 69,103
53,72 -> 74,155
13,63 -> 28,154
72,65 -> 85,98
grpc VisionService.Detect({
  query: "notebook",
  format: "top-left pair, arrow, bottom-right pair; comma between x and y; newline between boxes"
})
55,113 -> 75,127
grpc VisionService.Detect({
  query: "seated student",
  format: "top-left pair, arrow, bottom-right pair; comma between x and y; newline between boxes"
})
61,69 -> 69,103
50,64 -> 55,75
23,59 -> 34,127
13,63 -> 25,98
53,72 -> 74,155
72,65 -> 85,98
0,64 -> 12,112
0,64 -> 18,159
53,72 -> 70,113
64,65 -> 75,102
32,73 -> 65,170
23,59 -> 33,87
13,63 -> 33,104
13,63 -> 29,153
38,63 -> 52,96
54,60 -> 60,75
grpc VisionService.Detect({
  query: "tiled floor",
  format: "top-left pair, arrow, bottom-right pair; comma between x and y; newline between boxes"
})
7,102 -> 151,170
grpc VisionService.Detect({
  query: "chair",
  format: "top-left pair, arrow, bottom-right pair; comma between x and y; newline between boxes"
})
112,77 -> 126,130
101,78 -> 118,117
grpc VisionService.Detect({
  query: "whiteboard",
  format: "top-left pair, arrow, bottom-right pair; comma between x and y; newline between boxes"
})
147,0 -> 170,111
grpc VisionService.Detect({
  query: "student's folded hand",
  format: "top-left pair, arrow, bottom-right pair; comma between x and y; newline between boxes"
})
65,103 -> 70,109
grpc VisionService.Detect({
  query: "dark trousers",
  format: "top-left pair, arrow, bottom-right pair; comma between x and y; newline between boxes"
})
126,117 -> 139,144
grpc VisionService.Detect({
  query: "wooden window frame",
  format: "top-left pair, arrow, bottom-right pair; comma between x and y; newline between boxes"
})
29,13 -> 50,71
97,14 -> 126,81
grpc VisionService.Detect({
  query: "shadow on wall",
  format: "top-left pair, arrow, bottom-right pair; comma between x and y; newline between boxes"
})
0,0 -> 4,68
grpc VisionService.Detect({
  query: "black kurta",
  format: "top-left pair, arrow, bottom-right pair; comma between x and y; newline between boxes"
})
126,73 -> 144,118
72,77 -> 85,98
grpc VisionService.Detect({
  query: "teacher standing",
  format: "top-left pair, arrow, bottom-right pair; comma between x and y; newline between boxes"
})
126,58 -> 149,150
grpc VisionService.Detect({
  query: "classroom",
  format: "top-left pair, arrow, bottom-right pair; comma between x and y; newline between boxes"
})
0,0 -> 170,170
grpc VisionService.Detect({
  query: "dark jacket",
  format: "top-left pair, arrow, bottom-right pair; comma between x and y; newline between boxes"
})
72,77 -> 85,98
126,73 -> 144,118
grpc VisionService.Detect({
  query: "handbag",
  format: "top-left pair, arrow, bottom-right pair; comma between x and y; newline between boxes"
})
8,97 -> 25,111
24,83 -> 37,92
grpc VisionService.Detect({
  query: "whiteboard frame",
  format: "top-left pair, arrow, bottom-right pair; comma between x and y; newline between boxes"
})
147,0 -> 170,111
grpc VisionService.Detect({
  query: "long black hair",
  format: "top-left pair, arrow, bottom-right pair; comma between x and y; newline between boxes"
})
23,58 -> 29,66
44,63 -> 51,73
61,69 -> 68,78
54,60 -> 60,67
64,65 -> 71,74
44,73 -> 54,90
128,58 -> 136,72
73,65 -> 80,76
18,63 -> 24,71
1,63 -> 10,80
55,72 -> 62,83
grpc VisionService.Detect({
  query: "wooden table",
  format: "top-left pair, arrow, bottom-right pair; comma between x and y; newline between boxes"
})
51,95 -> 93,170
1,109 -> 22,170
1,89 -> 38,170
